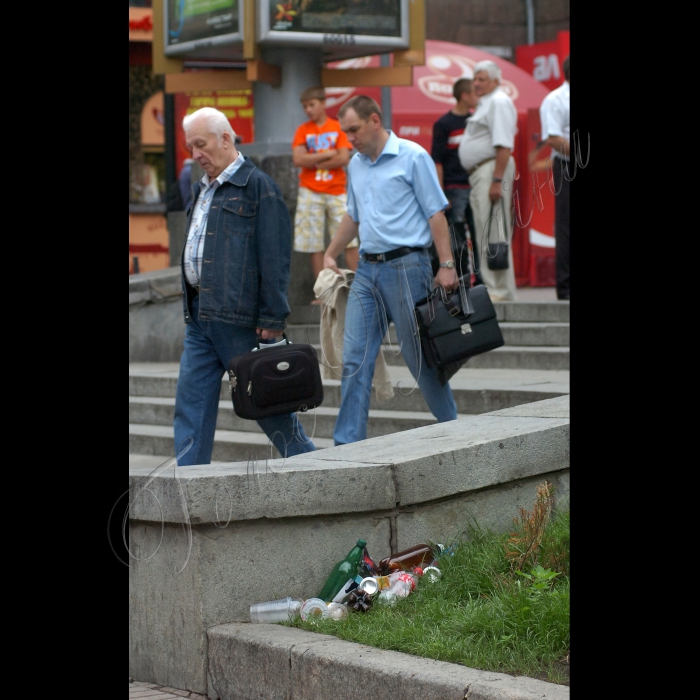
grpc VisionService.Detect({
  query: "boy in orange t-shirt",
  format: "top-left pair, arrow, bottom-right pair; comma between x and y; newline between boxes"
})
292,87 -> 359,298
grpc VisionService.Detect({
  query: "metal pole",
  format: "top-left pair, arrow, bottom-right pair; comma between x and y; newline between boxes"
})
380,53 -> 392,130
525,0 -> 535,45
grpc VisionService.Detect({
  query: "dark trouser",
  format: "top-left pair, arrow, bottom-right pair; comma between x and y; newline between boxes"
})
553,158 -> 571,299
429,187 -> 480,284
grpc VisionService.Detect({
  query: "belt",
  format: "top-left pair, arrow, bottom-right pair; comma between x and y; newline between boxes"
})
467,157 -> 495,175
362,246 -> 424,263
189,284 -> 200,296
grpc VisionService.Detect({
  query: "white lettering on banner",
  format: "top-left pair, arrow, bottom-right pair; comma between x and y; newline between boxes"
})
533,54 -> 561,82
529,228 -> 556,248
399,126 -> 420,136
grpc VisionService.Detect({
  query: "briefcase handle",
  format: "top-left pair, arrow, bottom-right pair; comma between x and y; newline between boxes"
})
433,277 -> 475,319
252,332 -> 291,352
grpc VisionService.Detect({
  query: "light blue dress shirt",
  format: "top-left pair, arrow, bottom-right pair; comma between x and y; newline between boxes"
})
346,131 -> 449,254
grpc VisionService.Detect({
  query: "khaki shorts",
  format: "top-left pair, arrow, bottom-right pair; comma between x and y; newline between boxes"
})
294,187 -> 359,253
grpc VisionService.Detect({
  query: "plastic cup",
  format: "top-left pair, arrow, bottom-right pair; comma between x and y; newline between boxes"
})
250,596 -> 304,624
300,598 -> 330,621
327,602 -> 350,620
422,566 -> 442,582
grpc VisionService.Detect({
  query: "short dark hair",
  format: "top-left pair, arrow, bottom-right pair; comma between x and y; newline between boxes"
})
562,56 -> 570,82
452,78 -> 474,101
338,95 -> 382,122
300,86 -> 326,103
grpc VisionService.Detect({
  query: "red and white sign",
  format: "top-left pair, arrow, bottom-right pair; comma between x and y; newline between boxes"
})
515,31 -> 569,92
129,7 -> 153,42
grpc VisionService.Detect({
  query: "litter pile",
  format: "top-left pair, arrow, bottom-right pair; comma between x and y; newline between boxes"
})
249,538 -> 453,624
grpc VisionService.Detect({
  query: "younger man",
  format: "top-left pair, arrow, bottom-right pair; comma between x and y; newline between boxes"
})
431,78 -> 481,280
292,87 -> 358,298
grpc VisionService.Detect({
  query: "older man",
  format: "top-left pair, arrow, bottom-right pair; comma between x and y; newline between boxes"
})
323,95 -> 459,446
173,107 -> 316,465
458,60 -> 518,301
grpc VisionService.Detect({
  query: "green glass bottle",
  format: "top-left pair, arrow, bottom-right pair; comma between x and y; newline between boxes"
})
317,539 -> 367,603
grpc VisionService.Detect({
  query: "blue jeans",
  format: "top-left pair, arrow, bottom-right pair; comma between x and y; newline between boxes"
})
333,251 -> 458,445
174,295 -> 316,465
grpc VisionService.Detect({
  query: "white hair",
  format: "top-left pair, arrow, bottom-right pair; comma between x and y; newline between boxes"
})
182,107 -> 236,141
473,60 -> 501,83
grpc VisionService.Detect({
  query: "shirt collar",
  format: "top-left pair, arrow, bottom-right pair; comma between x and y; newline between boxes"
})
357,130 -> 399,164
478,85 -> 502,107
201,152 -> 245,188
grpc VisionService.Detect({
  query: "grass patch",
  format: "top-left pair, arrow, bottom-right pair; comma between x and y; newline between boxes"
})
287,482 -> 570,686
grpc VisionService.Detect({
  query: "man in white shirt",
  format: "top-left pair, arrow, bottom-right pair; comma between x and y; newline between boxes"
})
458,60 -> 518,302
539,56 -> 570,300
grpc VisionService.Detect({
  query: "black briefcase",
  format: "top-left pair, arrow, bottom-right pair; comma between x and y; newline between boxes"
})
227,334 -> 324,420
415,283 -> 504,384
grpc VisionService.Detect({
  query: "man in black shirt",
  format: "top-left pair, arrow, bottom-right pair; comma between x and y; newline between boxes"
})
430,78 -> 481,281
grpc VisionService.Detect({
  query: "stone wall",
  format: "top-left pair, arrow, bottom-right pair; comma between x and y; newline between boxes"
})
128,396 -> 570,693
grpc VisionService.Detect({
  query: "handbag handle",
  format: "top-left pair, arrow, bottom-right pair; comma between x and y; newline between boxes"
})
252,332 -> 291,352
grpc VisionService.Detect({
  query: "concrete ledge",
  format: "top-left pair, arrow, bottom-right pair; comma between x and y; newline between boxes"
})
129,396 -> 570,523
207,623 -> 570,700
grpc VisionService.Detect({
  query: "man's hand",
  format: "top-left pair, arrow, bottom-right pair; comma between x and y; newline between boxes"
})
434,266 -> 459,293
256,328 -> 284,340
323,253 -> 340,275
489,181 -> 504,203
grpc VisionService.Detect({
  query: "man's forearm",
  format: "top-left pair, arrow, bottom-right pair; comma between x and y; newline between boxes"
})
546,136 -> 570,159
492,146 -> 511,180
429,210 -> 452,262
293,151 -> 328,168
326,213 -> 359,259
315,150 -> 349,169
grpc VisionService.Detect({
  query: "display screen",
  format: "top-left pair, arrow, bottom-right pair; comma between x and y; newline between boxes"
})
165,0 -> 242,55
259,0 -> 408,55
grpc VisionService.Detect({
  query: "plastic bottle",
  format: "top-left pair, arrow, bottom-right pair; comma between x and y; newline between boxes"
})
317,539 -> 367,602
377,571 -> 418,605
377,544 -> 434,575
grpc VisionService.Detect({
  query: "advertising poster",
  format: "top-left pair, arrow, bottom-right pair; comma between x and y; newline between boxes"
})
166,0 -> 239,52
267,0 -> 402,37
173,89 -> 254,175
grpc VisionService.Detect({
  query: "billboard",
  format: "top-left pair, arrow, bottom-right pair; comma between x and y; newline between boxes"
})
164,0 -> 243,56
258,0 -> 409,59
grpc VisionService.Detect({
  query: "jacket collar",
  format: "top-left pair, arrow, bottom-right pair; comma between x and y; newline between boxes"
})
192,156 -> 254,199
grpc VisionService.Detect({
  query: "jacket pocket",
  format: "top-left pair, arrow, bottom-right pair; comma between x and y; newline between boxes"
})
222,198 -> 256,236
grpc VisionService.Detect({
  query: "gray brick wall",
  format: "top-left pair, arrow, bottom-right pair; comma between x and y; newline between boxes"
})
426,0 -> 570,54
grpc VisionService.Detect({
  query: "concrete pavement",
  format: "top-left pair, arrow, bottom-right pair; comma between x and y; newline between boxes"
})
129,680 -> 207,699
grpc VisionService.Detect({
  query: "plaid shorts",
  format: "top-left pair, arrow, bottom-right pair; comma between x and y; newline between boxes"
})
293,187 -> 359,252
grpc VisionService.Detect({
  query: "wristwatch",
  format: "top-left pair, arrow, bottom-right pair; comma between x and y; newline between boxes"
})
439,261 -> 456,269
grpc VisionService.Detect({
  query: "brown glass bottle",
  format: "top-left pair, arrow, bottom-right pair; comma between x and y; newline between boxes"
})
377,544 -> 434,575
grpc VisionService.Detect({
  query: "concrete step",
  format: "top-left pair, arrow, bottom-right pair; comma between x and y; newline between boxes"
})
132,396 -> 476,439
287,299 -> 570,325
284,321 -> 569,347
129,365 -> 569,413
320,344 -> 570,371
129,423 -> 335,462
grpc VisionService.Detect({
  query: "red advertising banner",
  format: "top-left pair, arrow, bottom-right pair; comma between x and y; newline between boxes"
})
173,89 -> 254,176
515,30 -> 570,93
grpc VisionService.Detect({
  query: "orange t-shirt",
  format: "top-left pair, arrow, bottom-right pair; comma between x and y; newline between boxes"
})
292,118 -> 352,196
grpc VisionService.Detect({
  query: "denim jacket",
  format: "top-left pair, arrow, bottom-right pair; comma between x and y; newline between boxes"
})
181,157 -> 292,330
